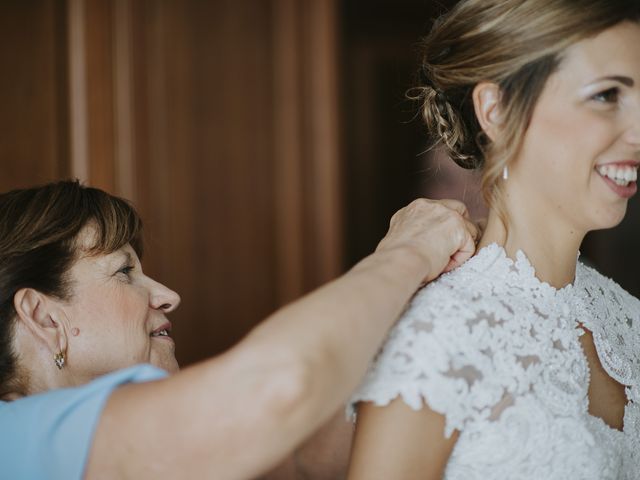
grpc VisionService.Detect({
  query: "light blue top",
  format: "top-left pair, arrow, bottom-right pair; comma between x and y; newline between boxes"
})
0,364 -> 167,480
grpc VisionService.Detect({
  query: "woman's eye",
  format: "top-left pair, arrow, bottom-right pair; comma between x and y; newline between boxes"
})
591,87 -> 619,104
117,265 -> 135,276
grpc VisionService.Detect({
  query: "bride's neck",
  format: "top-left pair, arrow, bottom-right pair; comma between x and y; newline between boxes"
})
478,207 -> 585,289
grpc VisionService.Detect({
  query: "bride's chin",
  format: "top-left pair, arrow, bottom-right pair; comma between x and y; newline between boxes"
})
591,204 -> 628,230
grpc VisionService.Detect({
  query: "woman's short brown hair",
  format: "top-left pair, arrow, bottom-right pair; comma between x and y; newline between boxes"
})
414,0 -> 640,211
0,180 -> 143,397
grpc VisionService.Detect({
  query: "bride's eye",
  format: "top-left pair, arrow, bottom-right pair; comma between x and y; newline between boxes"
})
591,87 -> 620,104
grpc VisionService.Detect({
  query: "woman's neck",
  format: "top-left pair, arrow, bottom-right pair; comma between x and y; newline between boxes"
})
478,206 -> 585,289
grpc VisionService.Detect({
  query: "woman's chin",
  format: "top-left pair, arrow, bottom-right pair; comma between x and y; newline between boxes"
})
595,206 -> 628,230
584,197 -> 629,231
150,353 -> 180,373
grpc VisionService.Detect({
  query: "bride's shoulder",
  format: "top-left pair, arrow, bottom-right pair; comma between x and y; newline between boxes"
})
407,243 -> 519,322
377,244 -> 524,382
348,244 -> 517,434
576,262 -> 640,390
577,261 -> 640,315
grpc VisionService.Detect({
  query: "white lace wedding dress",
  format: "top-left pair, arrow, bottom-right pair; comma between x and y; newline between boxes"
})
349,244 -> 640,479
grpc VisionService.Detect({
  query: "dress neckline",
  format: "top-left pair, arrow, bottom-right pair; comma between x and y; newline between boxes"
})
472,244 -> 631,437
472,242 -> 580,295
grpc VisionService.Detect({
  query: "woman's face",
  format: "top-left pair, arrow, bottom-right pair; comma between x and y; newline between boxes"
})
509,21 -> 640,233
60,227 -> 181,382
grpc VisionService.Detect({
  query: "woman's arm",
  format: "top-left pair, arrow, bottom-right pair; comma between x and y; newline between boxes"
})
348,398 -> 458,480
85,199 -> 477,479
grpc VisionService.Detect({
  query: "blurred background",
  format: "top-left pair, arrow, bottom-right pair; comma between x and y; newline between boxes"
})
2,1 -> 639,477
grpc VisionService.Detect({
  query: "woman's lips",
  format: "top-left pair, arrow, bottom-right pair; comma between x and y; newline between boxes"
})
150,321 -> 173,339
596,170 -> 637,199
595,162 -> 638,199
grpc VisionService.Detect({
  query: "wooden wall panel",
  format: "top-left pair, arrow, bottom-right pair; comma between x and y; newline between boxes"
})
124,0 -> 276,364
68,0 -> 137,197
1,0 -> 343,367
83,0 -> 116,190
272,0 -> 343,303
0,0 -> 69,190
126,0 -> 343,364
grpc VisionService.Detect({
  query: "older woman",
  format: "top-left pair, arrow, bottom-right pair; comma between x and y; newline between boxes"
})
348,1 -> 640,479
0,180 -> 476,479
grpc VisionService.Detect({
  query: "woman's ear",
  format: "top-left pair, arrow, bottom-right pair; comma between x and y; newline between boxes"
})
13,288 -> 68,358
473,82 -> 503,142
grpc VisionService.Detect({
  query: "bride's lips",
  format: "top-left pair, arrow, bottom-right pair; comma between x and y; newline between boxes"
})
595,161 -> 639,199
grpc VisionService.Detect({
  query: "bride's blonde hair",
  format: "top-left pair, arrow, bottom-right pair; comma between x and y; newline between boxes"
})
414,0 -> 640,212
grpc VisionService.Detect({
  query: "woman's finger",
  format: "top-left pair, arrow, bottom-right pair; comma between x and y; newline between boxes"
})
436,198 -> 471,219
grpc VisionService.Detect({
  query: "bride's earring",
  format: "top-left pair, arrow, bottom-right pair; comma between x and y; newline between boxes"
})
502,166 -> 509,181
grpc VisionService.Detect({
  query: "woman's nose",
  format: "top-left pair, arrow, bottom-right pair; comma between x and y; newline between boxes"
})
625,108 -> 640,146
150,279 -> 181,313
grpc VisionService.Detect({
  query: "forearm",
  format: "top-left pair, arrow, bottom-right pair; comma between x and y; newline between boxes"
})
237,246 -> 432,445
88,199 -> 475,479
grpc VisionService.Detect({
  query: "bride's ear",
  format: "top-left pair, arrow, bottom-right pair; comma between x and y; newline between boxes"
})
472,82 -> 503,142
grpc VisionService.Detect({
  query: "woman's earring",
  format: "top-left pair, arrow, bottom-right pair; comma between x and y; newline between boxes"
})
54,352 -> 65,370
502,166 -> 509,181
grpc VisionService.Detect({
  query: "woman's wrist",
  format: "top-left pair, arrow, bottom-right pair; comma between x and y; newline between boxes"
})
352,244 -> 433,289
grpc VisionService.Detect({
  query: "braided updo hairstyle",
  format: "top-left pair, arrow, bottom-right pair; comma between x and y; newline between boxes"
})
415,0 -> 640,210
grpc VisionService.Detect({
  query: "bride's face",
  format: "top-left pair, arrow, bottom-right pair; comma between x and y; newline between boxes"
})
510,21 -> 640,232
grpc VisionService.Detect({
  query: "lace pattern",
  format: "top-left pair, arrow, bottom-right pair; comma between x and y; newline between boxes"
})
348,244 -> 640,480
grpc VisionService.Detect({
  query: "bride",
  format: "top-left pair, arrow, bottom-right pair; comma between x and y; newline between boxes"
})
347,0 -> 640,479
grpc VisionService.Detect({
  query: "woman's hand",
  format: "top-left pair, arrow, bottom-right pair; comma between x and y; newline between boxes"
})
375,198 -> 479,282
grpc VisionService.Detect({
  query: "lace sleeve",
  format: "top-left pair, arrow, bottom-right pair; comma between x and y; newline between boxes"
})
348,279 -> 510,438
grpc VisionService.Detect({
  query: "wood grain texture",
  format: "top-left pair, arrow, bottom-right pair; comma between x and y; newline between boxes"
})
0,0 -> 344,366
0,0 -> 69,190
128,0 -> 343,364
